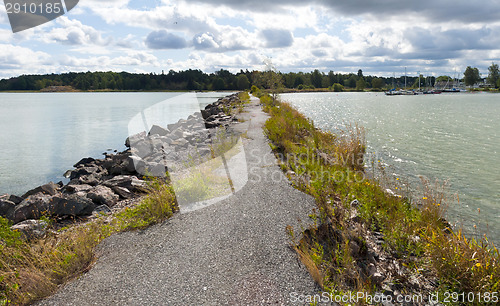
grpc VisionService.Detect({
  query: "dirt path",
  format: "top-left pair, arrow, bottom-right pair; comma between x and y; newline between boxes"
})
40,96 -> 319,305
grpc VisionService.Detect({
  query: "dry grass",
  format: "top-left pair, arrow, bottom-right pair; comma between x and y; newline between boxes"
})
1,179 -> 176,305
418,177 -> 500,293
333,123 -> 366,172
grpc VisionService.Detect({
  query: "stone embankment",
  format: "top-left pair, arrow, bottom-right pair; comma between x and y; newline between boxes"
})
0,93 -> 242,239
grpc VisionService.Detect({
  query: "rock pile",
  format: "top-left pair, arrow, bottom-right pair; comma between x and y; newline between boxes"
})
0,93 -> 243,238
126,93 -> 241,177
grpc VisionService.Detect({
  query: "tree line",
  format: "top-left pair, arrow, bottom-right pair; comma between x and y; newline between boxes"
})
0,69 -> 408,92
1,65 -> 498,92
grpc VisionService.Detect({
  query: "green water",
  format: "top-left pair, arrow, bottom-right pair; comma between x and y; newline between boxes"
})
282,92 -> 500,244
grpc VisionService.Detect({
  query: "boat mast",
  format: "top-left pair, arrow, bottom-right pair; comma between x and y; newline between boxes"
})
404,67 -> 407,90
418,71 -> 420,91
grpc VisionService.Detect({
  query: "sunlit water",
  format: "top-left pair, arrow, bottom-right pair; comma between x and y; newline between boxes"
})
282,92 -> 500,244
0,92 -> 230,196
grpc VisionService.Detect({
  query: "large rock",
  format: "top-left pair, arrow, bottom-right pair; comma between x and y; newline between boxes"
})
68,166 -> 101,180
78,173 -> 103,186
131,139 -> 154,159
150,136 -> 171,150
87,186 -> 119,207
73,157 -> 96,168
1,194 -> 23,204
111,186 -> 135,199
128,155 -> 146,174
0,199 -> 16,218
7,193 -> 53,224
97,152 -> 135,176
22,182 -> 60,199
63,184 -> 93,194
205,115 -> 218,122
11,219 -> 48,240
143,162 -> 167,177
7,193 -> 96,224
200,109 -> 210,120
169,128 -> 184,140
50,195 -> 96,217
103,175 -> 148,193
149,124 -> 169,136
125,131 -> 147,148
167,122 -> 179,131
205,120 -> 221,129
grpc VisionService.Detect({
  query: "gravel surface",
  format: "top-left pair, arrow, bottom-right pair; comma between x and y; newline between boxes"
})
39,96 -> 320,305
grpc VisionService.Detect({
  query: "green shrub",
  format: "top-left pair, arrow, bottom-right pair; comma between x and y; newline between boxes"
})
331,83 -> 344,92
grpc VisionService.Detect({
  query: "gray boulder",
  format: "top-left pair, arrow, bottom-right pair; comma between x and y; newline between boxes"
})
169,128 -> 184,140
68,166 -> 101,180
167,122 -> 179,131
8,193 -> 53,223
22,182 -> 60,198
125,131 -> 147,148
111,186 -> 135,199
87,186 -> 119,207
0,199 -> 16,218
73,157 -> 96,168
129,155 -> 147,173
103,175 -> 148,193
8,193 -> 97,224
144,162 -> 167,177
50,195 -> 96,217
63,184 -> 93,194
1,194 -> 23,204
11,219 -> 48,240
200,109 -> 210,120
149,124 -> 169,136
111,186 -> 136,200
131,140 -> 154,159
205,120 -> 220,129
78,173 -> 103,186
172,138 -> 189,151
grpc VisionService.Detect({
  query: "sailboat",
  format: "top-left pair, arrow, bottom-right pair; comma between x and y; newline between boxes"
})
441,71 -> 466,93
385,69 -> 416,95
422,74 -> 441,94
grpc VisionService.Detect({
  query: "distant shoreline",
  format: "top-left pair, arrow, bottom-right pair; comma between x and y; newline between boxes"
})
2,87 -> 498,94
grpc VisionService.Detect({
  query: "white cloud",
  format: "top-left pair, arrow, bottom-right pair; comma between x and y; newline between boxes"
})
0,44 -> 51,77
193,32 -> 219,50
0,28 -> 13,42
0,1 -> 8,24
59,51 -> 159,71
191,26 -> 258,52
247,6 -> 318,31
40,17 -> 113,46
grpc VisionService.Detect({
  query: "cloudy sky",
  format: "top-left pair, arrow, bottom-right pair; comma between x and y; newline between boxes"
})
1,0 -> 500,79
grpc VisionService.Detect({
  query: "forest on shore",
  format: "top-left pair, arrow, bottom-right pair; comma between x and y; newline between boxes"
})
0,69 -> 433,92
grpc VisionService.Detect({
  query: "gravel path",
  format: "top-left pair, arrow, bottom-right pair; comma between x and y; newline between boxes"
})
39,97 -> 320,305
